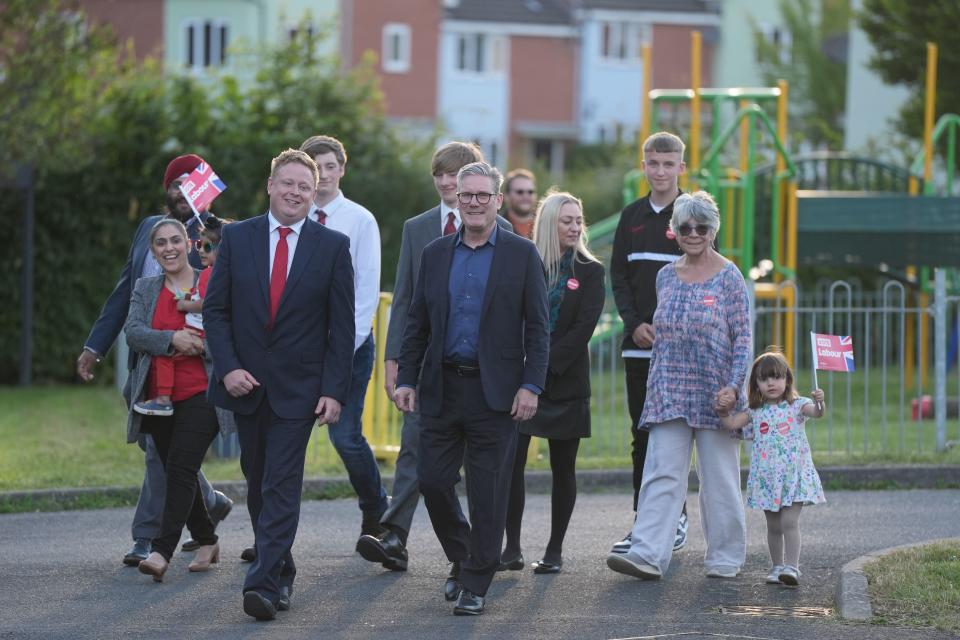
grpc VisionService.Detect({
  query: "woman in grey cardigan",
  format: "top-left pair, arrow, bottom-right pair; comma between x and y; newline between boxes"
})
124,218 -> 234,581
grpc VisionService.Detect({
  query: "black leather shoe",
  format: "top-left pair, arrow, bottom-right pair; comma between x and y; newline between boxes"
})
240,546 -> 257,562
208,491 -> 234,525
356,530 -> 408,571
277,586 -> 292,612
181,538 -> 200,552
453,589 -> 485,616
497,552 -> 524,571
243,591 -> 276,621
532,559 -> 562,574
444,561 -> 462,601
123,538 -> 151,566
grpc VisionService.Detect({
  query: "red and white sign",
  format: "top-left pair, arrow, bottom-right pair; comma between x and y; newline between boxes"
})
179,161 -> 227,215
702,295 -> 716,306
810,332 -> 855,372
566,278 -> 580,291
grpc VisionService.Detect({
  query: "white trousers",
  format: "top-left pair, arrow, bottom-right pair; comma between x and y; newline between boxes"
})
628,419 -> 746,574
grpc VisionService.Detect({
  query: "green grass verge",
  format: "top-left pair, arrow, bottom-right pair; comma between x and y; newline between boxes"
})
864,541 -> 960,633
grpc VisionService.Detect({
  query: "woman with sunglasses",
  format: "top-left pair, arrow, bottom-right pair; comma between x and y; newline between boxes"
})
124,218 -> 235,581
607,190 -> 751,582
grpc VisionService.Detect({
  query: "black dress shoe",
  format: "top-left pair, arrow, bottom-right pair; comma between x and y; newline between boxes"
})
123,538 -> 151,567
444,561 -> 462,601
209,491 -> 234,525
532,559 -> 562,574
356,530 -> 408,571
277,586 -> 292,612
453,589 -> 485,616
497,552 -> 524,571
240,546 -> 257,562
243,591 -> 276,621
181,538 -> 200,552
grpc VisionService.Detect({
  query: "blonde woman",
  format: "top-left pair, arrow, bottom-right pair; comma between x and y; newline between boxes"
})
500,191 -> 605,574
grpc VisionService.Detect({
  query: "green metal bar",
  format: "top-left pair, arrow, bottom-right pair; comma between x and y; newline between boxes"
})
948,120 -> 956,194
770,173 -> 782,267
910,113 -> 960,176
710,99 -> 722,189
743,117 -> 756,273
700,105 -> 796,181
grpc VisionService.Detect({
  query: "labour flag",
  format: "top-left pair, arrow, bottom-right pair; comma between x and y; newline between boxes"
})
179,161 -> 227,215
810,332 -> 855,372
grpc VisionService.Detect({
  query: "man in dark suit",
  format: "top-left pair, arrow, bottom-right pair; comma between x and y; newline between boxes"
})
357,142 -> 512,572
76,153 -> 232,565
204,149 -> 355,621
394,161 -> 549,616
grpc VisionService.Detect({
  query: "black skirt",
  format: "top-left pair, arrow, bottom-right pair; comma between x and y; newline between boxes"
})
519,396 -> 590,440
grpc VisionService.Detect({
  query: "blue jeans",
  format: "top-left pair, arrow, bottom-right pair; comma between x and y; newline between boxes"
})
327,333 -> 388,518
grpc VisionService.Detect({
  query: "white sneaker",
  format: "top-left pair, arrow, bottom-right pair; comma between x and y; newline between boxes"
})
778,564 -> 800,586
705,565 -> 740,579
606,553 -> 662,580
610,532 -> 632,555
766,565 -> 785,584
673,512 -> 688,551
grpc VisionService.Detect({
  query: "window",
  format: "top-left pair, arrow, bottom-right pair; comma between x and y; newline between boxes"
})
455,33 -> 505,74
382,23 -> 411,73
184,19 -> 229,69
756,24 -> 792,64
288,24 -> 315,42
600,22 -> 648,62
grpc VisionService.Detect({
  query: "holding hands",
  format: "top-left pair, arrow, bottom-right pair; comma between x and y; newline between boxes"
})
714,385 -> 738,416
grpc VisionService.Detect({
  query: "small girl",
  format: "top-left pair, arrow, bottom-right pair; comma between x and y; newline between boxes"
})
133,217 -> 227,416
717,350 -> 826,586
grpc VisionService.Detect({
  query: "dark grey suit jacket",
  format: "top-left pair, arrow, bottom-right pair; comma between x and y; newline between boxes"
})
384,206 -> 512,361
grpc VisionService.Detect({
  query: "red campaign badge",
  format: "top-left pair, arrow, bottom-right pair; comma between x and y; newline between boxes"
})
777,422 -> 791,435
702,295 -> 716,306
665,228 -> 676,240
566,278 -> 580,291
759,421 -> 769,435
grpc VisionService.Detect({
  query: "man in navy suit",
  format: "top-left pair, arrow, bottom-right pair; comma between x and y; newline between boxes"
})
204,149 -> 355,621
76,153 -> 232,565
394,161 -> 549,616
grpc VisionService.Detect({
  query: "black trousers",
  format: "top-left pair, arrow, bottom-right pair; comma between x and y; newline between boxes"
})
141,393 -> 219,560
418,371 -> 518,597
504,432 -> 580,563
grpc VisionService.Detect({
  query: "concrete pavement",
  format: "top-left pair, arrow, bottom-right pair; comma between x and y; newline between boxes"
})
1,489 -> 958,639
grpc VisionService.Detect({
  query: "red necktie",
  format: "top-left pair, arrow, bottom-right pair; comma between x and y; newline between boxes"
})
443,211 -> 456,236
317,210 -> 327,225
269,227 -> 292,324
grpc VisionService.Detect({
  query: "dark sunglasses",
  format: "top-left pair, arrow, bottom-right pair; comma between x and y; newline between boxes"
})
677,224 -> 711,237
193,239 -> 219,252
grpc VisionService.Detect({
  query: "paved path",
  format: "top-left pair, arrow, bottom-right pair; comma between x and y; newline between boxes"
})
1,490 -> 958,639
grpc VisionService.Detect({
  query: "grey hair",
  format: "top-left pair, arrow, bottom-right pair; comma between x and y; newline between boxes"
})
457,161 -> 504,194
671,190 -> 721,235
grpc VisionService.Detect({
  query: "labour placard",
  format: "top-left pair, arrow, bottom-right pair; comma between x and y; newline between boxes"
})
810,332 -> 855,372
179,161 -> 227,215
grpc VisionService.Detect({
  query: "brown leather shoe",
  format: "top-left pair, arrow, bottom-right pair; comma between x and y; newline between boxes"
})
138,552 -> 169,582
188,543 -> 220,572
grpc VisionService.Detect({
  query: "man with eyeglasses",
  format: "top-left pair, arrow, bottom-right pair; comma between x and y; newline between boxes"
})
392,161 -> 549,616
609,132 -> 690,558
76,153 -> 233,566
501,168 -> 538,239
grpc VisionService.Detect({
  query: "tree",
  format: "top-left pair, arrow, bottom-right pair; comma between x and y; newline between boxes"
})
859,0 -> 960,141
753,0 -> 851,150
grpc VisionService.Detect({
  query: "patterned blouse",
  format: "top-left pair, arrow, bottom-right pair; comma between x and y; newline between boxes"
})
638,260 -> 752,430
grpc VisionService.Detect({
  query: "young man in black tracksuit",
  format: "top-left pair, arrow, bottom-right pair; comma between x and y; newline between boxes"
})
608,132 -> 689,554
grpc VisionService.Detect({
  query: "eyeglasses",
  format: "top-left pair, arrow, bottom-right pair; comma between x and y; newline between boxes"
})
193,239 -> 219,252
457,192 -> 495,205
677,224 -> 712,237
511,189 -> 535,196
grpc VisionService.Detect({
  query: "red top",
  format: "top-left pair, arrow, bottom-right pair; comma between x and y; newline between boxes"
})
197,266 -> 213,298
147,286 -> 208,402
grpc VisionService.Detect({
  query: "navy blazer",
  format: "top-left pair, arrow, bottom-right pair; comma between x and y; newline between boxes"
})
203,214 -> 356,419
83,213 -> 207,361
397,228 -> 550,416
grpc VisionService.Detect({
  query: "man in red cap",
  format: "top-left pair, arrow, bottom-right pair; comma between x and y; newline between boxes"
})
77,153 -> 234,566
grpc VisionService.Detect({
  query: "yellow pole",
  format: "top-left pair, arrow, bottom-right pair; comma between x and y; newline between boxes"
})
776,80 -> 789,280
689,30 -> 702,190
783,182 -> 798,366
637,43 -> 652,195
924,42 -> 937,185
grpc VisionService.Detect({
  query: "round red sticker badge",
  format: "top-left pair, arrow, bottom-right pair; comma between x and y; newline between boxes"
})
567,278 -> 580,291
703,295 -> 716,306
665,228 -> 676,240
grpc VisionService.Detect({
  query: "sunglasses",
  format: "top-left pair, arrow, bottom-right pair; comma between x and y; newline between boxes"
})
193,239 -> 219,253
677,224 -> 712,237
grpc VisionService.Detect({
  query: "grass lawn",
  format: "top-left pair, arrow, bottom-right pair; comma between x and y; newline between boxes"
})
864,541 -> 960,633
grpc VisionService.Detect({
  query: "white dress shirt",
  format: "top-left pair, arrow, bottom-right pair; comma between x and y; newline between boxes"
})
268,212 -> 306,278
439,200 -> 461,235
310,191 -> 381,352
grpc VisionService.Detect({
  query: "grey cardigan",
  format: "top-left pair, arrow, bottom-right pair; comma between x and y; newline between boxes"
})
123,272 -> 235,444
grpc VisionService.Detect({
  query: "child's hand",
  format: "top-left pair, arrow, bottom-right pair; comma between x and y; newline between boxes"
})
714,387 -> 736,412
811,388 -> 825,404
176,299 -> 188,311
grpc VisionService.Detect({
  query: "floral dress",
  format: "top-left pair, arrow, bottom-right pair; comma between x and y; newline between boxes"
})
743,398 -> 826,511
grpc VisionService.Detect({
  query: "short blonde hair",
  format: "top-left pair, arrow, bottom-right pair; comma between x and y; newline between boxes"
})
270,149 -> 319,186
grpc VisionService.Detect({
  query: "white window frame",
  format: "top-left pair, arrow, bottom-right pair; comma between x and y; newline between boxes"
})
183,18 -> 230,70
382,23 -> 411,73
599,21 -> 649,64
453,32 -> 506,76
